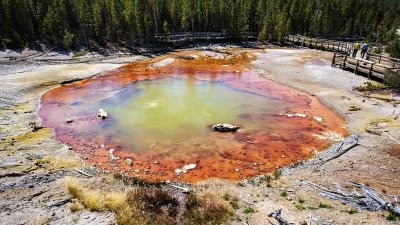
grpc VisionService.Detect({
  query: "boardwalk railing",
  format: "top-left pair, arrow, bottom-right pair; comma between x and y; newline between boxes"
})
288,35 -> 353,54
154,32 -> 258,46
332,53 -> 400,80
366,52 -> 400,69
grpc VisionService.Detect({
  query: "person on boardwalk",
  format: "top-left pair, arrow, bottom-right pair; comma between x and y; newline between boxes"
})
352,42 -> 360,58
361,42 -> 369,59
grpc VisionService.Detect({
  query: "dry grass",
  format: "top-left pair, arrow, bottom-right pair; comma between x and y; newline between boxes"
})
69,202 -> 82,212
40,155 -> 80,169
64,177 -> 232,224
64,177 -> 126,212
355,81 -> 386,92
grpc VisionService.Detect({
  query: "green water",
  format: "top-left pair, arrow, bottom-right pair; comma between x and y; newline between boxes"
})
101,78 -> 289,150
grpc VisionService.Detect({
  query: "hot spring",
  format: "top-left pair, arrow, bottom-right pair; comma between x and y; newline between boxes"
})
38,51 -> 347,182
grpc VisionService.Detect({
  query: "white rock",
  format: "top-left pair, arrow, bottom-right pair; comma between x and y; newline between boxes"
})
108,149 -> 114,156
175,163 -> 197,175
235,168 -> 240,172
125,159 -> 133,166
278,113 -> 307,118
212,123 -> 240,132
66,118 -> 73,123
98,109 -> 108,119
313,116 -> 323,123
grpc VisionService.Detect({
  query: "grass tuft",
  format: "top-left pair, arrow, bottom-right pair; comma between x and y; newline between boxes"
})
295,203 -> 306,210
243,207 -> 255,214
280,191 -> 288,197
318,203 -> 333,209
39,155 -> 80,169
344,208 -> 359,215
69,202 -> 81,212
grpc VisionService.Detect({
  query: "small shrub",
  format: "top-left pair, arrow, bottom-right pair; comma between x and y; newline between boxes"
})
63,29 -> 76,50
372,47 -> 383,54
273,169 -> 282,180
298,197 -> 305,204
318,203 -> 333,209
387,210 -> 400,221
73,50 -> 88,58
386,39 -> 400,58
243,207 -> 255,213
280,191 -> 288,197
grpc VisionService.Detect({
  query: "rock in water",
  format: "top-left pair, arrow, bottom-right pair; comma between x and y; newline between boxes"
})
212,123 -> 240,132
98,109 -> 108,119
125,159 -> 133,166
66,118 -> 73,123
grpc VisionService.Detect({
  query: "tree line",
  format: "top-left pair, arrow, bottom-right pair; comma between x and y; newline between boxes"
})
1,0 -> 399,52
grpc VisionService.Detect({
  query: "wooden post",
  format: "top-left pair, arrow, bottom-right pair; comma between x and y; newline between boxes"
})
343,55 -> 347,68
355,60 -> 360,74
378,56 -> 382,64
368,64 -> 373,79
316,39 -> 318,49
332,53 -> 336,67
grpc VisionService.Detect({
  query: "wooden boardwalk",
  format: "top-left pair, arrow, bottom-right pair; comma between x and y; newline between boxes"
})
288,35 -> 400,81
332,53 -> 400,80
154,32 -> 258,47
288,35 -> 353,54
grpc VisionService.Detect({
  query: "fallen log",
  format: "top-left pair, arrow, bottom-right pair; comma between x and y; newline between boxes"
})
268,209 -> 292,225
305,179 -> 400,215
315,134 -> 359,167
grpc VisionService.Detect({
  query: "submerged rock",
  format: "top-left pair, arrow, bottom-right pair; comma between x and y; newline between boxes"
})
313,116 -> 323,123
98,108 -> 108,119
212,123 -> 240,132
125,159 -> 133,166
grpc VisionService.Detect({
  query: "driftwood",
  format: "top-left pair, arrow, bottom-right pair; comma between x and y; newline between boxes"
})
383,131 -> 400,144
305,179 -> 400,215
169,184 -> 191,193
315,134 -> 359,167
268,209 -> 292,225
74,168 -> 92,177
361,93 -> 400,103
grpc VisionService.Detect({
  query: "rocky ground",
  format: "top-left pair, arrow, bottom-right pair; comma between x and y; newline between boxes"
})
0,47 -> 399,225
